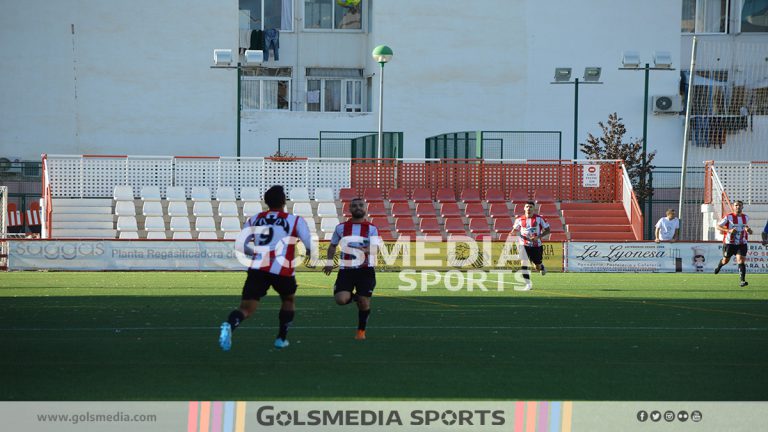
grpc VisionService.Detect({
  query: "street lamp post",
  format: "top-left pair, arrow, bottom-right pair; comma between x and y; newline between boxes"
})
619,50 -> 675,237
211,49 -> 263,158
372,45 -> 393,159
551,67 -> 603,160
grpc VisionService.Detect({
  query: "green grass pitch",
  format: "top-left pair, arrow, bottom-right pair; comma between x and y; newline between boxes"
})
1,271 -> 767,401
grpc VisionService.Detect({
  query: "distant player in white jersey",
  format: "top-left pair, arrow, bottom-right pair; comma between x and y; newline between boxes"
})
219,185 -> 313,350
511,201 -> 551,290
323,197 -> 380,340
714,200 -> 753,287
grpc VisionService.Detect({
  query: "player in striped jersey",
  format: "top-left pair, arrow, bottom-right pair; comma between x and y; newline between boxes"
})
219,185 -> 313,351
323,197 -> 380,340
714,200 -> 753,287
511,201 -> 551,290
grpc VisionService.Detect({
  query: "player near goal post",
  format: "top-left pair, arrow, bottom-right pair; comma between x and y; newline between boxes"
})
713,200 -> 753,287
323,197 -> 380,340
219,185 -> 313,351
511,201 -> 551,291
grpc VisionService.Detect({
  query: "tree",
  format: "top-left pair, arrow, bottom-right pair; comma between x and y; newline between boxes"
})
580,112 -> 655,202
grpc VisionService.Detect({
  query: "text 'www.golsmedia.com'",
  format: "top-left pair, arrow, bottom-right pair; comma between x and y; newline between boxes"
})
36,412 -> 157,425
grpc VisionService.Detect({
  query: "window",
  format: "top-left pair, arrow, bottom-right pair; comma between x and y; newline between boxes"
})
240,0 -> 293,31
306,68 -> 365,112
241,67 -> 292,111
304,0 -> 362,30
682,0 -> 729,33
741,0 -> 768,32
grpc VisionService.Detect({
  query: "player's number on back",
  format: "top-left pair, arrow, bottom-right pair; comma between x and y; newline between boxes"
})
256,227 -> 274,246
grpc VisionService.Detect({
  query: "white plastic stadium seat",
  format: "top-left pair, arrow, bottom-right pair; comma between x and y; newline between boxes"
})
314,188 -> 335,202
289,187 -> 311,202
165,186 -> 187,202
173,231 -> 193,240
167,201 -> 189,216
316,202 -> 338,218
143,216 -> 166,232
220,216 -> 242,233
140,186 -> 162,201
119,231 -> 140,239
292,202 -> 313,218
195,216 -> 217,232
117,216 -> 138,231
114,201 -> 136,216
242,202 -> 263,218
146,231 -> 167,239
324,232 -> 334,240
170,216 -> 191,231
240,187 -> 261,202
218,201 -> 239,217
320,217 -> 340,233
113,185 -> 135,201
142,201 -> 163,216
216,187 -> 236,202
197,231 -> 218,240
223,231 -> 240,240
191,186 -> 211,201
303,217 -> 317,232
192,201 -> 214,217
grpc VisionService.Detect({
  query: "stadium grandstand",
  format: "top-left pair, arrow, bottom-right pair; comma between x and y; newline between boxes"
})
31,155 -> 643,244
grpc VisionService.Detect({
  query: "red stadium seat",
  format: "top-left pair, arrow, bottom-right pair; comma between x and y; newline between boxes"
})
488,203 -> 511,218
395,217 -> 417,234
339,188 -> 357,202
440,202 -> 462,218
547,218 -> 565,233
509,190 -> 530,203
411,188 -> 433,203
537,203 -> 559,216
370,217 -> 391,230
469,218 -> 490,234
464,203 -> 485,218
388,188 -> 409,203
546,232 -> 568,242
363,188 -> 384,203
484,188 -> 506,203
493,217 -> 515,233
444,218 -> 466,235
391,202 -> 412,218
416,203 -> 436,218
436,188 -> 457,203
366,202 -> 387,217
419,218 -> 442,234
512,203 -> 525,216
341,202 -> 352,217
535,190 -> 555,203
460,189 -> 481,203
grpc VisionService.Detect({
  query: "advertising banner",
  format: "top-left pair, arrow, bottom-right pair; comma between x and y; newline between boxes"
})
7,240 -> 565,272
566,241 -> 768,273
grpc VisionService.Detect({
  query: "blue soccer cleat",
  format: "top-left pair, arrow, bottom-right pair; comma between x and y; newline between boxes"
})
219,322 -> 232,351
274,338 -> 290,349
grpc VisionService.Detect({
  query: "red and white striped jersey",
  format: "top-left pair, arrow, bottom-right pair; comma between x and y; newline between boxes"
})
719,213 -> 750,245
26,208 -> 41,227
244,210 -> 312,276
330,220 -> 380,269
7,209 -> 23,227
513,214 -> 550,247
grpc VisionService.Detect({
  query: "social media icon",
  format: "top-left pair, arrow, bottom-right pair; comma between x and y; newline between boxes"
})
650,411 -> 661,422
678,411 -> 689,422
637,411 -> 648,422
664,411 -> 675,422
691,411 -> 702,422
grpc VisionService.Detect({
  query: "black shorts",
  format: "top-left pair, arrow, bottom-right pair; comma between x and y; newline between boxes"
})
334,267 -> 376,298
723,244 -> 748,259
242,269 -> 297,300
522,246 -> 544,265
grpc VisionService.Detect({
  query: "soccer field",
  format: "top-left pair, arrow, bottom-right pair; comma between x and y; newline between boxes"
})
1,271 -> 767,401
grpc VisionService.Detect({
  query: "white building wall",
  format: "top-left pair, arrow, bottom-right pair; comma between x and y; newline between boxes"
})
2,0 -> 763,167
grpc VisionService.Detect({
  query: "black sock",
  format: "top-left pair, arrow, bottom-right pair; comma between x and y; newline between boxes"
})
227,310 -> 245,330
358,309 -> 371,331
522,266 -> 531,281
277,309 -> 294,340
716,261 -> 724,270
738,263 -> 746,281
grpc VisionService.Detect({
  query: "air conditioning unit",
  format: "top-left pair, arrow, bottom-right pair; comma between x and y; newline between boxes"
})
0,156 -> 22,174
652,95 -> 682,113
